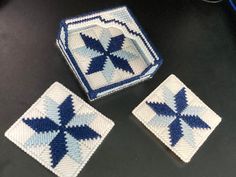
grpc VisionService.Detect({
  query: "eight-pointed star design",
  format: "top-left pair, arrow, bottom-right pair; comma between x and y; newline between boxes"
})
75,28 -> 139,82
146,87 -> 211,147
23,95 -> 101,168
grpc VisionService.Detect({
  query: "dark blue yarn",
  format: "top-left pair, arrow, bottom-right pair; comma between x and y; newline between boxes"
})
79,33 -> 134,75
181,115 -> 210,129
60,39 -> 161,100
80,33 -> 104,53
23,117 -> 59,134
107,35 -> 125,52
57,7 -> 164,100
50,131 -> 67,167
168,118 -> 184,146
67,16 -> 157,59
86,55 -> 107,74
23,95 -> 101,167
147,87 -> 211,146
58,95 -> 75,126
110,55 -> 134,74
66,125 -> 101,141
174,88 -> 188,113
146,102 -> 176,117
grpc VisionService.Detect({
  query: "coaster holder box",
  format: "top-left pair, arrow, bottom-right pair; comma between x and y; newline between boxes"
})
57,6 -> 163,101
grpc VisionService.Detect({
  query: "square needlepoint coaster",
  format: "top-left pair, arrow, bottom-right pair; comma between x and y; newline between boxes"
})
56,6 -> 163,101
5,82 -> 114,177
132,74 -> 222,163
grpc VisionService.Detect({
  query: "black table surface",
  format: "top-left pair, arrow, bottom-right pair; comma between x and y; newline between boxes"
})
0,0 -> 236,177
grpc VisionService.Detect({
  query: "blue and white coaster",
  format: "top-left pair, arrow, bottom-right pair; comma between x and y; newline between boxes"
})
5,82 -> 114,177
132,74 -> 221,163
56,6 -> 163,101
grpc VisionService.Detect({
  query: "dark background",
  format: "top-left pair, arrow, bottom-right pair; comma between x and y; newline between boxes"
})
0,0 -> 236,177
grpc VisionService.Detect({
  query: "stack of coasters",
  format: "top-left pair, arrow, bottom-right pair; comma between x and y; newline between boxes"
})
5,82 -> 114,177
56,6 -> 163,101
132,75 -> 221,163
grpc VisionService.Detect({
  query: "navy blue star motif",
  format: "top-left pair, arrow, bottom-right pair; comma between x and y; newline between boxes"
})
80,33 -> 134,75
23,95 -> 101,167
146,87 -> 211,146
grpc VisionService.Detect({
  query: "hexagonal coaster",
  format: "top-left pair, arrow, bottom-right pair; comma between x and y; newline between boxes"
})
56,6 -> 163,101
132,74 -> 222,163
5,82 -> 114,177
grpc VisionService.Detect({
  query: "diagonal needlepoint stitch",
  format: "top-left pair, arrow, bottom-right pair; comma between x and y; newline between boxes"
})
80,33 -> 134,75
146,87 -> 211,147
22,95 -> 102,168
56,6 -> 163,100
5,82 -> 114,177
133,74 -> 221,163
